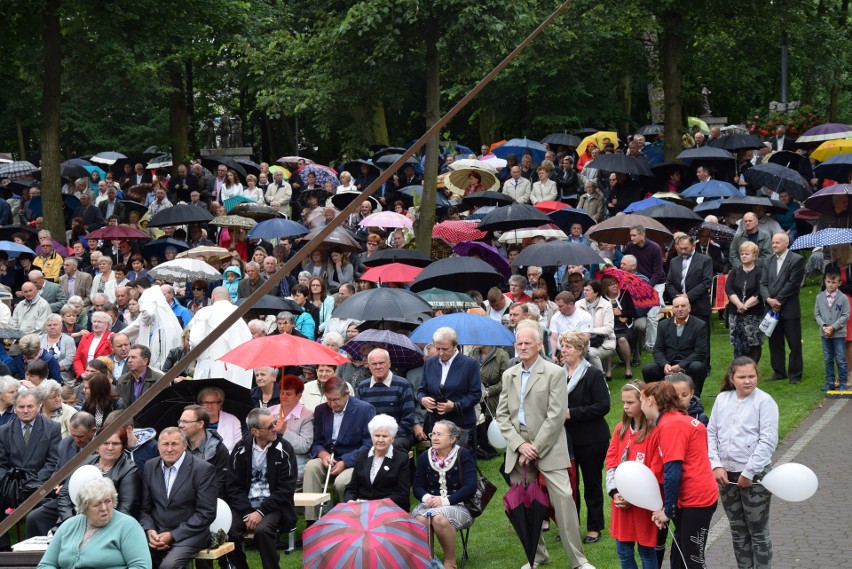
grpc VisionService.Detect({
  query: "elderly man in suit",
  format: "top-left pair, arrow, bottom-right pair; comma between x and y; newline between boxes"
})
29,270 -> 66,313
642,294 -> 710,394
59,257 -> 93,309
418,327 -> 481,451
303,376 -> 374,522
496,327 -> 594,569
0,388 -> 61,550
117,345 -> 164,407
140,427 -> 217,569
664,235 -> 714,369
760,232 -> 806,383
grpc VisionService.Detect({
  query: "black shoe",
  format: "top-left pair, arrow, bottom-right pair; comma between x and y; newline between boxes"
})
583,534 -> 601,544
769,374 -> 787,381
789,378 -> 801,384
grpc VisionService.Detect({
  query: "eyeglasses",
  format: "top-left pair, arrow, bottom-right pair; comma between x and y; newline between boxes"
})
193,286 -> 205,290
178,419 -> 202,425
100,441 -> 122,447
254,424 -> 275,431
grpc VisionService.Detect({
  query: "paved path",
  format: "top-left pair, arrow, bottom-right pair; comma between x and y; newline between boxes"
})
703,398 -> 850,568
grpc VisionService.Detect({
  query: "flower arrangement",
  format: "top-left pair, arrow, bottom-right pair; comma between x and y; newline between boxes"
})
745,104 -> 824,137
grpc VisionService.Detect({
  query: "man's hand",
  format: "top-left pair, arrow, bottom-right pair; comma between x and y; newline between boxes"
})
330,460 -> 346,476
243,511 -> 263,531
517,442 -> 538,464
318,451 -> 333,467
737,475 -> 753,488
413,424 -> 428,442
713,467 -> 728,485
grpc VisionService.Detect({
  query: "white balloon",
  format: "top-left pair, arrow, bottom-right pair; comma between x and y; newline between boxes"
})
759,463 -> 818,502
487,421 -> 506,449
614,461 -> 663,512
68,465 -> 103,508
210,498 -> 233,534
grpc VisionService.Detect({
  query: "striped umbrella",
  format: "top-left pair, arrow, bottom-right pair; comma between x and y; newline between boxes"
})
0,161 -> 38,178
303,499 -> 430,569
791,228 -> 852,250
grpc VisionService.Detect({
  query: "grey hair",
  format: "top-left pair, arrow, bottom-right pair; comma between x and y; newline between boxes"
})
276,311 -> 295,323
59,305 -> 76,317
90,310 -> 113,328
90,293 -> 108,305
64,257 -> 79,268
246,407 -> 273,431
322,332 -> 344,349
28,270 -> 45,281
629,224 -> 646,235
35,379 -> 62,401
367,348 -> 390,364
0,376 -> 20,394
368,414 -> 399,438
18,334 -> 41,355
620,254 -> 637,267
515,320 -> 542,341
75,477 -> 118,511
69,410 -> 96,430
433,420 -> 461,441
508,274 -> 528,287
255,366 -> 277,376
158,426 -> 187,444
245,261 -> 260,271
431,326 -> 458,346
44,313 -> 63,326
14,388 -> 38,405
67,295 -> 84,307
298,271 -> 312,281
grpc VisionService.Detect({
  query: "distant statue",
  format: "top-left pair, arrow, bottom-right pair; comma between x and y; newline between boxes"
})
204,116 -> 216,148
700,86 -> 712,118
232,115 -> 243,147
219,114 -> 231,149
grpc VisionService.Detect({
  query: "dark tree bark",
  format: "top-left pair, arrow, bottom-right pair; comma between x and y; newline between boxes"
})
40,0 -> 64,241
661,11 -> 684,162
416,17 -> 440,259
168,61 -> 189,170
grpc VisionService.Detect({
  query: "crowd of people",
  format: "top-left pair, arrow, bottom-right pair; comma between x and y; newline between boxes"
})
0,123 -> 843,569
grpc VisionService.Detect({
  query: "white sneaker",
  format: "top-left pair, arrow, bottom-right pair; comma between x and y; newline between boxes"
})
575,564 -> 596,569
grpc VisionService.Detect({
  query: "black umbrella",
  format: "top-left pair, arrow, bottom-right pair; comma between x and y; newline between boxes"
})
297,188 -> 333,208
397,185 -> 452,209
633,203 -> 703,230
708,133 -> 764,151
142,238 -> 190,259
767,150 -> 807,170
814,155 -> 852,183
120,200 -> 147,220
299,226 -> 362,253
136,378 -> 253,432
477,204 -> 552,232
511,240 -> 604,268
744,163 -> 811,199
504,475 -> 552,567
235,159 -> 261,178
651,161 -> 694,188
372,147 -> 407,160
340,159 -> 380,177
200,156 -> 248,180
330,190 -> 380,211
148,203 -> 214,227
60,161 -> 89,179
635,123 -> 665,136
0,225 -> 38,242
333,288 -> 433,321
355,313 -> 432,333
230,203 -> 284,221
548,208 -> 597,233
540,133 -> 581,147
410,257 -> 504,295
362,248 -> 432,268
676,147 -> 736,180
236,296 -> 304,318
585,154 -> 653,177
689,222 -> 736,246
573,128 -> 599,137
374,154 -> 419,170
460,191 -> 515,211
717,196 -> 789,215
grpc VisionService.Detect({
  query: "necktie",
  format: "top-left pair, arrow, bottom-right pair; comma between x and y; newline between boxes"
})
165,466 -> 175,498
23,424 -> 31,446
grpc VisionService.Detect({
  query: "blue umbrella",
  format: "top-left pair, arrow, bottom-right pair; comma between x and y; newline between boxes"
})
491,138 -> 547,165
409,313 -> 516,346
142,238 -> 190,259
623,196 -> 667,213
247,218 -> 309,240
791,228 -> 852,250
814,154 -> 852,182
680,180 -> 742,199
82,164 -> 107,180
644,140 -> 665,168
0,241 -> 36,258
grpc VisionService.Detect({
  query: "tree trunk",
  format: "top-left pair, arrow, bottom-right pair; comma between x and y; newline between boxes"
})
350,103 -> 390,146
643,29 -> 664,124
168,61 -> 189,171
661,12 -> 684,162
829,0 -> 849,121
41,0 -> 64,242
185,60 -> 195,153
477,104 -> 497,147
619,74 -> 632,135
16,116 -> 26,160
416,20 -> 440,259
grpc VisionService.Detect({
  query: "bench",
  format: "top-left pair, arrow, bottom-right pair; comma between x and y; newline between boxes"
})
195,541 -> 234,560
243,492 -> 332,554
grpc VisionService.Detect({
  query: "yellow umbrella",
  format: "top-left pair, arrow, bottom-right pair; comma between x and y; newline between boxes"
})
811,139 -> 852,162
652,192 -> 695,207
577,131 -> 619,155
688,117 -> 710,132
268,165 -> 291,179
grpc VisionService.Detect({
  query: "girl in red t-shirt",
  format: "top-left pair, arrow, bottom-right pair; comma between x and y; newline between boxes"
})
641,382 -> 718,569
605,380 -> 662,568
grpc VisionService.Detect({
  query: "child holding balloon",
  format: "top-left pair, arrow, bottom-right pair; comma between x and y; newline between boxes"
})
641,381 -> 718,569
707,356 -> 779,569
605,380 -> 662,569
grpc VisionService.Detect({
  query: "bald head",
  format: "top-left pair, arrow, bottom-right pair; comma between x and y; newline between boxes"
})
211,286 -> 231,301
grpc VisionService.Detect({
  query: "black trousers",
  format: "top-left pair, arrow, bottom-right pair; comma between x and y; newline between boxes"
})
25,498 -> 58,538
768,317 -> 803,381
670,504 -> 717,569
228,509 -> 284,569
642,361 -> 709,396
692,314 -> 712,373
570,439 -> 609,533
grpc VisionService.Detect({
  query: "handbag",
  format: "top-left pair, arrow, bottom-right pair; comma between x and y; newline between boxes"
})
589,334 -> 606,348
462,463 -> 497,518
758,310 -> 779,336
0,467 -> 39,510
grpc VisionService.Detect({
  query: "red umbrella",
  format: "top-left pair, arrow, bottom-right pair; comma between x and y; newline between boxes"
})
360,262 -> 423,284
596,267 -> 659,309
217,334 -> 348,369
431,220 -> 486,243
303,499 -> 430,569
533,200 -> 570,214
86,225 -> 152,241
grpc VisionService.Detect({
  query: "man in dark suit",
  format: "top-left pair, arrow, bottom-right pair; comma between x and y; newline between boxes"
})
769,125 -> 796,152
642,295 -> 710,395
303,377 -> 375,522
695,226 -> 726,274
140,427 -> 217,569
417,327 -> 482,450
226,408 -> 297,569
0,389 -> 61,550
60,257 -> 93,308
116,345 -> 164,407
132,163 -> 153,186
664,235 -> 714,368
760,232 -> 806,383
98,186 -> 125,221
169,163 -> 198,204
72,193 -> 105,230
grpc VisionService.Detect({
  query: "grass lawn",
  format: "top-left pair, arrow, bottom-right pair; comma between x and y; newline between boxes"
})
261,284 -> 827,569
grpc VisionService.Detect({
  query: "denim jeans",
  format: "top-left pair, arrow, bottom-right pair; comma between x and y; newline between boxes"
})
615,540 -> 657,569
821,336 -> 848,384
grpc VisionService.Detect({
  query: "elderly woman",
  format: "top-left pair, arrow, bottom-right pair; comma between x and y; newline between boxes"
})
37,379 -> 77,437
577,180 -> 605,222
344,414 -> 410,511
412,420 -> 477,569
38,478 -> 149,569
725,240 -> 765,362
91,256 -> 118,303
0,376 -> 20,426
559,331 -> 611,544
73,311 -> 114,379
531,166 -> 558,204
574,279 -> 616,376
193,386 -> 241,453
60,304 -> 86,345
41,313 -> 77,382
11,334 -> 63,382
252,366 -> 281,413
275,374 -> 314,483
301,364 -> 336,412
